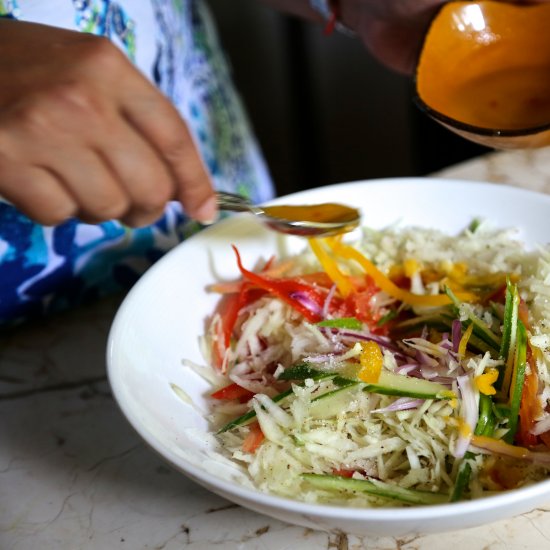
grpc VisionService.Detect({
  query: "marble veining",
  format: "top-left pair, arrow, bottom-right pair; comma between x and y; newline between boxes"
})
3,149 -> 550,549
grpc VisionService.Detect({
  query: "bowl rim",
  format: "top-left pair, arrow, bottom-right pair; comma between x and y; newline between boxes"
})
107,177 -> 550,522
413,93 -> 550,138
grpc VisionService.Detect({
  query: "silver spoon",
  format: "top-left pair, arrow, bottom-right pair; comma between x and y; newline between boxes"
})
216,191 -> 360,237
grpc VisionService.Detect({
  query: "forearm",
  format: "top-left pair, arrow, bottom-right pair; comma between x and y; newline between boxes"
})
257,0 -> 445,74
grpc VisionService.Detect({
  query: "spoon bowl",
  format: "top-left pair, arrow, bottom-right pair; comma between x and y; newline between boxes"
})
415,1 -> 550,149
216,191 -> 360,237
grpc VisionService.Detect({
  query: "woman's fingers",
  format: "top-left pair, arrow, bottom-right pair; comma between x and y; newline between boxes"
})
0,87 -> 145,225
0,20 -> 217,227
92,117 -> 177,227
0,160 -> 77,226
76,34 -> 217,223
119,81 -> 217,223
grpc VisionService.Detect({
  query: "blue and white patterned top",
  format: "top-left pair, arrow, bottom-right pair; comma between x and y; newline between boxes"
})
0,0 -> 273,325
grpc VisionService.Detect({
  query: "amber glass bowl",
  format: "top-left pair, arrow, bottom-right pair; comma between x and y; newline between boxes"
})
415,1 -> 550,149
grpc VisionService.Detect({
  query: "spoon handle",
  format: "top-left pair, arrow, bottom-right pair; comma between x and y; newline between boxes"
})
215,191 -> 257,213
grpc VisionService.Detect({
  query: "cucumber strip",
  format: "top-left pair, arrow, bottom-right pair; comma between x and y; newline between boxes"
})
489,301 -> 505,323
363,370 -> 454,400
450,459 -> 472,502
302,474 -> 448,505
481,411 -> 497,437
464,332 -> 498,356
504,320 -> 527,443
475,393 -> 496,437
497,280 -> 520,392
309,382 -> 361,418
445,287 -> 501,354
395,309 -> 453,333
277,363 -> 334,381
311,378 -> 359,403
499,279 -> 517,361
494,403 -> 511,420
332,375 -> 357,387
464,318 -> 501,353
316,317 -> 363,330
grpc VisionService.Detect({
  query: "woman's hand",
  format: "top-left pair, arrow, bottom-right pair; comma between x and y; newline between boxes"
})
339,0 -> 447,74
262,0 -> 446,74
0,19 -> 217,227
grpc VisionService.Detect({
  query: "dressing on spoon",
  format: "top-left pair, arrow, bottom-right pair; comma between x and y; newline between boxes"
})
216,191 -> 360,237
261,203 -> 359,224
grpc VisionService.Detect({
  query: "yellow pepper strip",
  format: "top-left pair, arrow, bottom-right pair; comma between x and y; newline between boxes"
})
403,258 -> 422,278
470,434 -> 531,460
445,261 -> 468,280
327,240 -> 478,307
309,238 -> 354,297
474,368 -> 499,396
442,261 -> 516,288
359,341 -> 384,383
458,323 -> 474,357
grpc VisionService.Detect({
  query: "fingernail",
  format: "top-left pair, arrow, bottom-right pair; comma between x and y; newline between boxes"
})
194,195 -> 218,225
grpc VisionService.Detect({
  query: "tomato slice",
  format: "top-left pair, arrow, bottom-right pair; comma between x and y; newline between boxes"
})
211,382 -> 255,402
339,276 -> 389,332
242,421 -> 265,453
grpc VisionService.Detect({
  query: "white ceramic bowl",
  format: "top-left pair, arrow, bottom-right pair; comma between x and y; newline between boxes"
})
107,178 -> 550,536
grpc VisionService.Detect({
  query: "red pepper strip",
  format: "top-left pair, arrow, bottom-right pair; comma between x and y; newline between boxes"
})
211,382 -> 255,402
242,421 -> 265,453
220,284 -> 266,348
218,256 -> 277,348
295,271 -> 335,288
517,346 -> 541,447
518,299 -> 530,329
216,291 -> 242,350
263,255 -> 276,271
232,246 -> 325,322
514,304 -> 541,447
332,468 -> 355,478
210,314 -> 226,371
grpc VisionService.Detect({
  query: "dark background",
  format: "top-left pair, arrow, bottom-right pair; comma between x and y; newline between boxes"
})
207,1 -> 489,197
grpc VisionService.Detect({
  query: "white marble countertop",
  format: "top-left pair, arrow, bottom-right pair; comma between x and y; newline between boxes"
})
4,149 -> 550,550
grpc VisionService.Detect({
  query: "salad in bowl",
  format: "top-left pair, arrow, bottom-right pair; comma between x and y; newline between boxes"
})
200,220 -> 550,507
